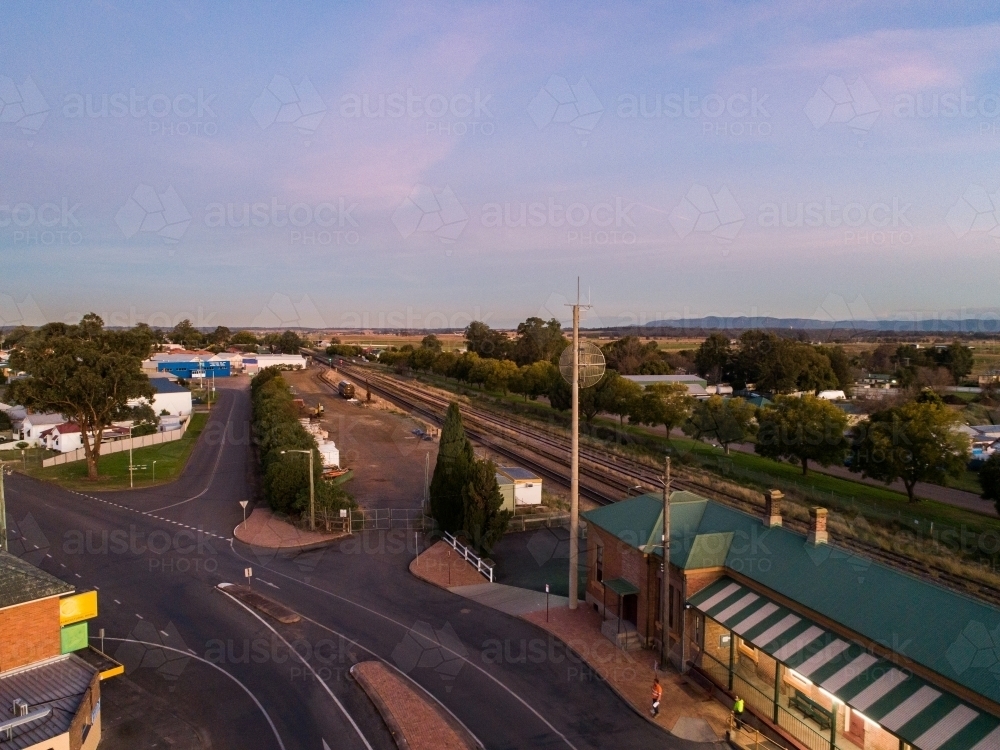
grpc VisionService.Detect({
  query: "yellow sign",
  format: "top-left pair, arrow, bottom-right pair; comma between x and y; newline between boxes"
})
59,590 -> 98,626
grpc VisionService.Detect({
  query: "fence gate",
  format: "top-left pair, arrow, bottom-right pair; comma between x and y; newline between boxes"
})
348,508 -> 427,531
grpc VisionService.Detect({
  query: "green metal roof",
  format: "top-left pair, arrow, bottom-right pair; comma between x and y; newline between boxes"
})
0,551 -> 73,609
603,577 -> 640,597
584,492 -> 1000,712
691,577 -> 1000,750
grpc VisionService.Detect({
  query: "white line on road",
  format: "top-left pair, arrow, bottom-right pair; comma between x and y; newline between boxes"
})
227,541 -> 579,750
147,396 -> 236,513
218,587 -> 373,750
98,636 -> 286,750
257,579 -> 279,589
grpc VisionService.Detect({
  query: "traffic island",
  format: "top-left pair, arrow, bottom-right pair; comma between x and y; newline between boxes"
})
217,583 -> 301,624
351,661 -> 480,750
233,507 -> 347,550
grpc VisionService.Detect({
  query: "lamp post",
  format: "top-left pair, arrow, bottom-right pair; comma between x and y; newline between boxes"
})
282,449 -> 315,531
151,460 -> 158,482
128,424 -> 134,489
0,462 -> 8,553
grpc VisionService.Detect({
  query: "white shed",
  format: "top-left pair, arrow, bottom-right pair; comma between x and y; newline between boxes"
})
497,467 -> 543,506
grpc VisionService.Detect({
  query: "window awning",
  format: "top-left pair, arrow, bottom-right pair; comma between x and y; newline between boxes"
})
603,578 -> 640,598
690,577 -> 1000,750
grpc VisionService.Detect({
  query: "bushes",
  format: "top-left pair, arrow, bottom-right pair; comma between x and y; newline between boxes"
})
251,367 -> 351,518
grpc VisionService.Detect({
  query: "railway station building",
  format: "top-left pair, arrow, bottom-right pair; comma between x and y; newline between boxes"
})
583,491 -> 1000,750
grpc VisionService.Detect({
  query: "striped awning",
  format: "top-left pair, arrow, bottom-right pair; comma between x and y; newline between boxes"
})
690,578 -> 1000,750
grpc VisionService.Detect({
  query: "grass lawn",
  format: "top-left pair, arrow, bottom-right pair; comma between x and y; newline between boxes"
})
22,413 -> 208,491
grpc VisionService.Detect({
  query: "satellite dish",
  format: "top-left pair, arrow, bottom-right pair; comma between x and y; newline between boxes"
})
559,342 -> 606,389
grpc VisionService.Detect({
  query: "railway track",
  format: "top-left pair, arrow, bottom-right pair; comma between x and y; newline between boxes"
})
306,352 -> 1000,606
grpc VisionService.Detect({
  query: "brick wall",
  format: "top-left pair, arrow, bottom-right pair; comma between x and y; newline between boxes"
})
684,568 -> 725,597
0,598 -> 62,671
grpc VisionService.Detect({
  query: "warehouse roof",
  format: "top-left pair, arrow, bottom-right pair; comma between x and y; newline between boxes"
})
584,492 -> 1000,708
149,377 -> 189,394
0,552 -> 73,610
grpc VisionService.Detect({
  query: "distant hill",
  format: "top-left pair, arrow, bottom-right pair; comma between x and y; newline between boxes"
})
629,317 -> 1000,334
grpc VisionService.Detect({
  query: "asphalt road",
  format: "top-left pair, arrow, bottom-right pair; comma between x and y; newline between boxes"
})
6,374 -> 697,750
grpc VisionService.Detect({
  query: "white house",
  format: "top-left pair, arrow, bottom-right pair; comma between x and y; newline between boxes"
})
20,412 -> 67,444
128,377 -> 193,417
41,422 -> 83,453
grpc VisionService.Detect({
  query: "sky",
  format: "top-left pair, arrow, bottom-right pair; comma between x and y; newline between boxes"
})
3,1 -> 1000,330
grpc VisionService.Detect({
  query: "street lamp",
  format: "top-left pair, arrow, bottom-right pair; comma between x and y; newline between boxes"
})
282,449 -> 315,531
151,460 -> 158,482
0,462 -> 10,553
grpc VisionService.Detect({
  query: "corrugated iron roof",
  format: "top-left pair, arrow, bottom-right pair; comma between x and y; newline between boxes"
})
691,577 -> 1000,750
0,552 -> 73,609
584,491 -> 1000,710
0,654 -> 96,749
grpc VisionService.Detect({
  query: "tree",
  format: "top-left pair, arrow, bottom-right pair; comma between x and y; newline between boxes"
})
980,453 -> 1000,514
755,394 -> 849,475
421,334 -> 443,352
208,326 -> 232,346
730,330 -> 837,394
429,403 -> 474,533
694,333 -> 731,384
410,347 -> 437,371
849,396 -> 970,502
470,357 -> 518,394
941,341 -> 974,383
602,336 -> 671,375
815,345 -> 853,395
464,321 -> 510,360
230,330 -> 259,350
597,371 -> 643,426
7,315 -> 154,479
684,396 -> 758,454
512,317 -> 567,366
276,330 -> 303,354
462,458 -> 512,554
168,319 -> 205,348
629,382 -> 694,438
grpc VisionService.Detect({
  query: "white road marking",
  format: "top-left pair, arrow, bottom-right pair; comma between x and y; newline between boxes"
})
98,636 -> 286,750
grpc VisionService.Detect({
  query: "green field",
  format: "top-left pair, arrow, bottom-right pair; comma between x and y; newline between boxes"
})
22,413 -> 208,491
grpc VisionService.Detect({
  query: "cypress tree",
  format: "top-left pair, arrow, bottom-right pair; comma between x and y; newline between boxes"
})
462,458 -> 512,555
429,403 -> 474,533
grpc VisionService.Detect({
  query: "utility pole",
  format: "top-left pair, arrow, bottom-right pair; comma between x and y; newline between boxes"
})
660,457 -> 671,670
0,463 -> 7,553
569,298 -> 580,609
308,448 -> 315,532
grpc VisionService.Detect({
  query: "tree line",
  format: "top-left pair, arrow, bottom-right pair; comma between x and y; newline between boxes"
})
250,366 -> 352,524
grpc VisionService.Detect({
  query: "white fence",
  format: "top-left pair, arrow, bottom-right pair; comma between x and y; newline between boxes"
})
443,531 -> 495,582
42,417 -> 191,468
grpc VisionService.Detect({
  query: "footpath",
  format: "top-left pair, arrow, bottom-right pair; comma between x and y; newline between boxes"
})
410,541 -> 730,743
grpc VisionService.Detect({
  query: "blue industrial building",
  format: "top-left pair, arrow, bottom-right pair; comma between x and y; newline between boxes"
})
155,358 -> 230,379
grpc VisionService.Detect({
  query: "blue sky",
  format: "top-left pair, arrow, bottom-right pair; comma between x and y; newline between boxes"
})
3,1 -> 1000,329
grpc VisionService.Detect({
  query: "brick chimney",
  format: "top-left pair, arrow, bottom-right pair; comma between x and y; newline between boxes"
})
808,507 -> 828,545
763,490 -> 783,528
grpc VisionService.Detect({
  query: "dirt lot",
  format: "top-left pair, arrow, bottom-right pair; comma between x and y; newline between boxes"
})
283,366 -> 437,511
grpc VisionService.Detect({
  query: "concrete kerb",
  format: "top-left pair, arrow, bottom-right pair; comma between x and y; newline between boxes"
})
231,522 -> 349,552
